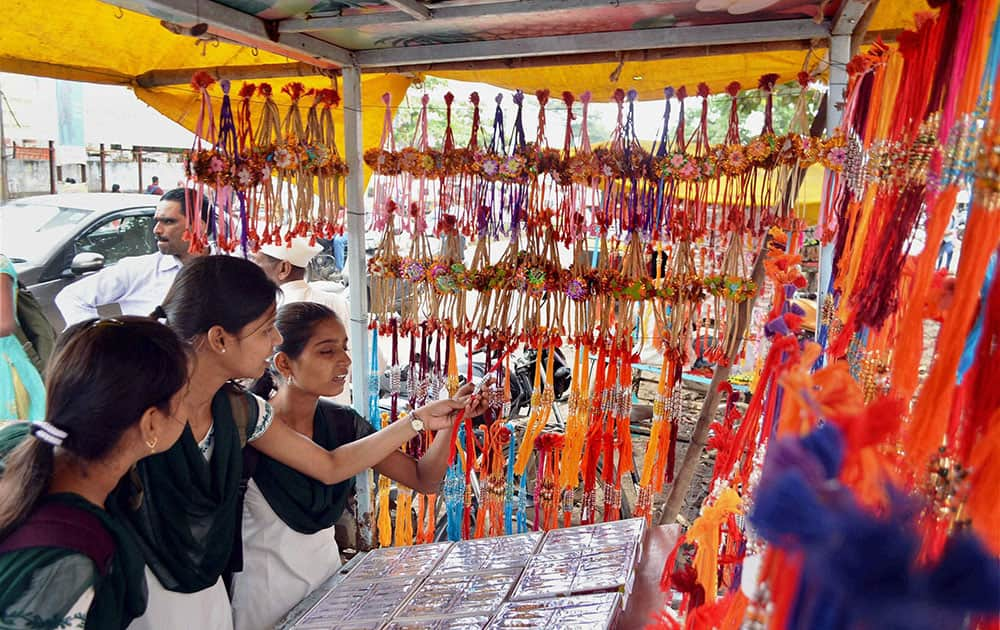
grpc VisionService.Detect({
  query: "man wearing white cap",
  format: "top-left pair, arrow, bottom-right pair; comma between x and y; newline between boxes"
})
253,236 -> 352,404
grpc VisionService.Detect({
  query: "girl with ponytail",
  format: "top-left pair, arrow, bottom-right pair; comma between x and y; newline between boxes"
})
113,256 -> 480,630
0,317 -> 189,629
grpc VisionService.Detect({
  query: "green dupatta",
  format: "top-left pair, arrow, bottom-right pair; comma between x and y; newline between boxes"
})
110,388 -> 259,593
0,425 -> 147,629
251,402 -> 372,535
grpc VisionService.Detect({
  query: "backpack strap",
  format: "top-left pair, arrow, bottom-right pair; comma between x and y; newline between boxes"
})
0,502 -> 115,576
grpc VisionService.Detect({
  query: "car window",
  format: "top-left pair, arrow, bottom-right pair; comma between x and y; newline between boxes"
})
74,213 -> 156,265
0,204 -> 91,264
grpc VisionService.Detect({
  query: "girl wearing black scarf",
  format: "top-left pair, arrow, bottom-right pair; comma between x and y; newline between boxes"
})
113,257 -> 478,630
0,317 -> 188,629
231,302 -> 484,630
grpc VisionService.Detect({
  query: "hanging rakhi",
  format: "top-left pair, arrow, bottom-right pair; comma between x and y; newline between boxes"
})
476,422 -> 513,538
581,342 -> 611,525
400,198 -> 434,331
457,92 -> 485,233
311,87 -> 347,240
438,92 -> 460,219
182,72 -> 218,254
254,83 -> 283,245
278,82 -> 310,241
566,91 -> 600,249
557,343 -> 588,527
367,200 -> 402,325
234,83 -> 264,250
602,337 -> 635,523
635,353 -> 673,520
534,432 -> 565,531
206,79 -> 239,254
364,93 -> 401,233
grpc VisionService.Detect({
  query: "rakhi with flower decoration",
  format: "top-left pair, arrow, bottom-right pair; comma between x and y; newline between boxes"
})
209,80 -> 241,254
253,83 -> 284,245
365,93 -> 401,233
307,87 -> 348,240
234,83 -> 266,249
367,200 -> 403,326
182,71 -> 218,255
274,82 -> 310,242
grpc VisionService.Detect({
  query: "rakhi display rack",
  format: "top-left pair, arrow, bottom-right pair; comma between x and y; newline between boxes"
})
289,543 -> 452,630
285,519 -> 645,629
509,518 -> 645,607
486,592 -> 623,629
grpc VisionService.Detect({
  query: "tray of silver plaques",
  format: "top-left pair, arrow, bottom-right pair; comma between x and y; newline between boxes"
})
393,567 -> 522,620
289,575 -> 424,629
509,518 -> 645,605
433,531 -> 543,575
485,592 -> 622,629
382,615 -> 493,630
343,542 -> 454,581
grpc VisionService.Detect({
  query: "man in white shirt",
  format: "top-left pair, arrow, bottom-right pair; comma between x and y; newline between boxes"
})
253,236 -> 352,404
55,188 -> 209,327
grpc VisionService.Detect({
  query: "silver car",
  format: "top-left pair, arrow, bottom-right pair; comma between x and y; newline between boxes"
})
1,193 -> 159,330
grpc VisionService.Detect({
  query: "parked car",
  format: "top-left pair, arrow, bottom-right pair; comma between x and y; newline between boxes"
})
1,193 -> 160,330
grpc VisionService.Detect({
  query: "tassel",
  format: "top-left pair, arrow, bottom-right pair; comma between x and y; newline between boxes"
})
376,475 -> 393,548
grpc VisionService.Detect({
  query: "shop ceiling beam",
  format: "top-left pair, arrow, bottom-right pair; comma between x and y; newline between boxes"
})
356,18 -> 829,67
130,0 -> 354,67
281,0 -> 654,31
135,62 -> 335,88
832,0 -> 873,36
370,39 -> 816,74
382,0 -> 432,20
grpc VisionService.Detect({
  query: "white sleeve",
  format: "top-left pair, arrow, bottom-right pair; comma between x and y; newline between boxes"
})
54,261 -> 136,328
246,394 -> 274,443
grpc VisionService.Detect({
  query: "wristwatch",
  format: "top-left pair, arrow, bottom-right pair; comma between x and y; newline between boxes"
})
409,411 -> 425,433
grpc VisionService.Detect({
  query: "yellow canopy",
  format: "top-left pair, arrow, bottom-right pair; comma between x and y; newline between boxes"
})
0,0 -> 921,203
0,0 -> 411,182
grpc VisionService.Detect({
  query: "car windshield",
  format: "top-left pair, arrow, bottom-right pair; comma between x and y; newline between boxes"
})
0,203 -> 92,263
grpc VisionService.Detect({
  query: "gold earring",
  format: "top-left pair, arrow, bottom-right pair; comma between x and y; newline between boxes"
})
146,436 -> 158,454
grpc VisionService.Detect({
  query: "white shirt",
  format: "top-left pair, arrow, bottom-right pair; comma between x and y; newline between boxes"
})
279,280 -> 352,405
55,252 -> 181,327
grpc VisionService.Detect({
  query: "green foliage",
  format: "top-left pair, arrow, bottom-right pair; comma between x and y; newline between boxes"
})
389,78 -> 818,152
684,81 -> 822,146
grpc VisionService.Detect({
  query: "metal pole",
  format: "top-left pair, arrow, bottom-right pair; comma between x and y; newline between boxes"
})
48,141 -> 56,194
816,35 -> 851,336
0,85 -> 7,202
136,147 -> 144,192
100,143 -> 107,192
342,64 -> 374,549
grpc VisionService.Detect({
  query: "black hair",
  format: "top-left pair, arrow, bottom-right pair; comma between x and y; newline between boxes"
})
0,317 -> 188,537
160,187 -> 211,223
158,255 -> 279,343
250,302 -> 342,398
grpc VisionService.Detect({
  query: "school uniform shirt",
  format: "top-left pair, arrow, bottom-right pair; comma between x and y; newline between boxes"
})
55,253 -> 181,327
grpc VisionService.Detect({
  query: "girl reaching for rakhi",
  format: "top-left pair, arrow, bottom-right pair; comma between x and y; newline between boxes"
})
112,256 -> 480,630
231,302 -> 486,630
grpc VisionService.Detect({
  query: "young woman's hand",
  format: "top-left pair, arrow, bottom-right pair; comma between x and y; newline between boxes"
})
414,397 -> 468,432
414,376 -> 497,432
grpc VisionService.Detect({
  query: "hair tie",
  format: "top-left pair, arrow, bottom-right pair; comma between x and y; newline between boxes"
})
152,305 -> 167,320
30,422 -> 68,447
